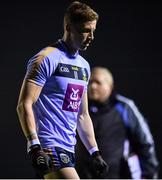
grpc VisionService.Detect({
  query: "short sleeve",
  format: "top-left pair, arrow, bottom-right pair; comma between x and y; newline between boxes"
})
25,47 -> 58,86
25,55 -> 54,86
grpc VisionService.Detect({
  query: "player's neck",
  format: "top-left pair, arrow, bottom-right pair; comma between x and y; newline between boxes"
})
62,37 -> 78,55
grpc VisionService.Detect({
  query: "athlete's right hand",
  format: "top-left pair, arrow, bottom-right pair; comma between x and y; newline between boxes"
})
28,144 -> 50,176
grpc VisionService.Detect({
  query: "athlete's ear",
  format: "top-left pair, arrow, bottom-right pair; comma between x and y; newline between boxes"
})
66,24 -> 71,32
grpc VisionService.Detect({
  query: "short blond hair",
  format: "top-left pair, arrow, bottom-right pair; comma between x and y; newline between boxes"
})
64,1 -> 99,25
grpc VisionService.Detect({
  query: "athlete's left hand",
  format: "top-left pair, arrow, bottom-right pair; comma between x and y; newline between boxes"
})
91,151 -> 109,177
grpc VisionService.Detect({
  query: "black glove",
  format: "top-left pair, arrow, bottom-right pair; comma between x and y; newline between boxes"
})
28,144 -> 51,176
91,151 -> 109,177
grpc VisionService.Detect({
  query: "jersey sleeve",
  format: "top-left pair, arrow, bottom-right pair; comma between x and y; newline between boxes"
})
25,47 -> 57,86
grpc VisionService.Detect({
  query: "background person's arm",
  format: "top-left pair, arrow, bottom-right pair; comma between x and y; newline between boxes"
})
126,101 -> 159,179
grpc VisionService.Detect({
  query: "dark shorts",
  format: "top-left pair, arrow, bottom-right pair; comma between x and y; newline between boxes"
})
43,146 -> 75,171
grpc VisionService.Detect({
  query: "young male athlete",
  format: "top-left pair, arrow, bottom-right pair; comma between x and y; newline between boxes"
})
17,1 -> 108,179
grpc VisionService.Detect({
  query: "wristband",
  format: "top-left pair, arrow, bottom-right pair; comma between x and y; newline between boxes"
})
88,147 -> 99,155
27,139 -> 40,153
28,139 -> 40,146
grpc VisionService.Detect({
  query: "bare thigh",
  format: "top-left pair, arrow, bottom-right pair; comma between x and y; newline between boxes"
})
44,167 -> 80,179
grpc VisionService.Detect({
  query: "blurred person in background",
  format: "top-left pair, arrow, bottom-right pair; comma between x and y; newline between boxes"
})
76,66 -> 159,179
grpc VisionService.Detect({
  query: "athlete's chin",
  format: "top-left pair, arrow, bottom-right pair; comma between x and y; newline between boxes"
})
80,45 -> 89,51
81,47 -> 88,51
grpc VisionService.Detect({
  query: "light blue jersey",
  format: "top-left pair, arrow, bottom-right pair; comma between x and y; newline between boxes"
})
25,40 -> 90,152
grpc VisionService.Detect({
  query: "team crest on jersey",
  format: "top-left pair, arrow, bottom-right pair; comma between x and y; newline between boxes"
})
62,83 -> 84,112
81,68 -> 88,81
59,153 -> 70,164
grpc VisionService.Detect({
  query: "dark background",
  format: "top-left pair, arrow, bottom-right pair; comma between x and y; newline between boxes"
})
1,1 -> 162,178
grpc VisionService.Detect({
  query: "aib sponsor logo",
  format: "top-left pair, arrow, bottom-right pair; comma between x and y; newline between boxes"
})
62,83 -> 84,112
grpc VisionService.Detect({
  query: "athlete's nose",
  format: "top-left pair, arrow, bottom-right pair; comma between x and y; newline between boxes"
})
88,31 -> 94,40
